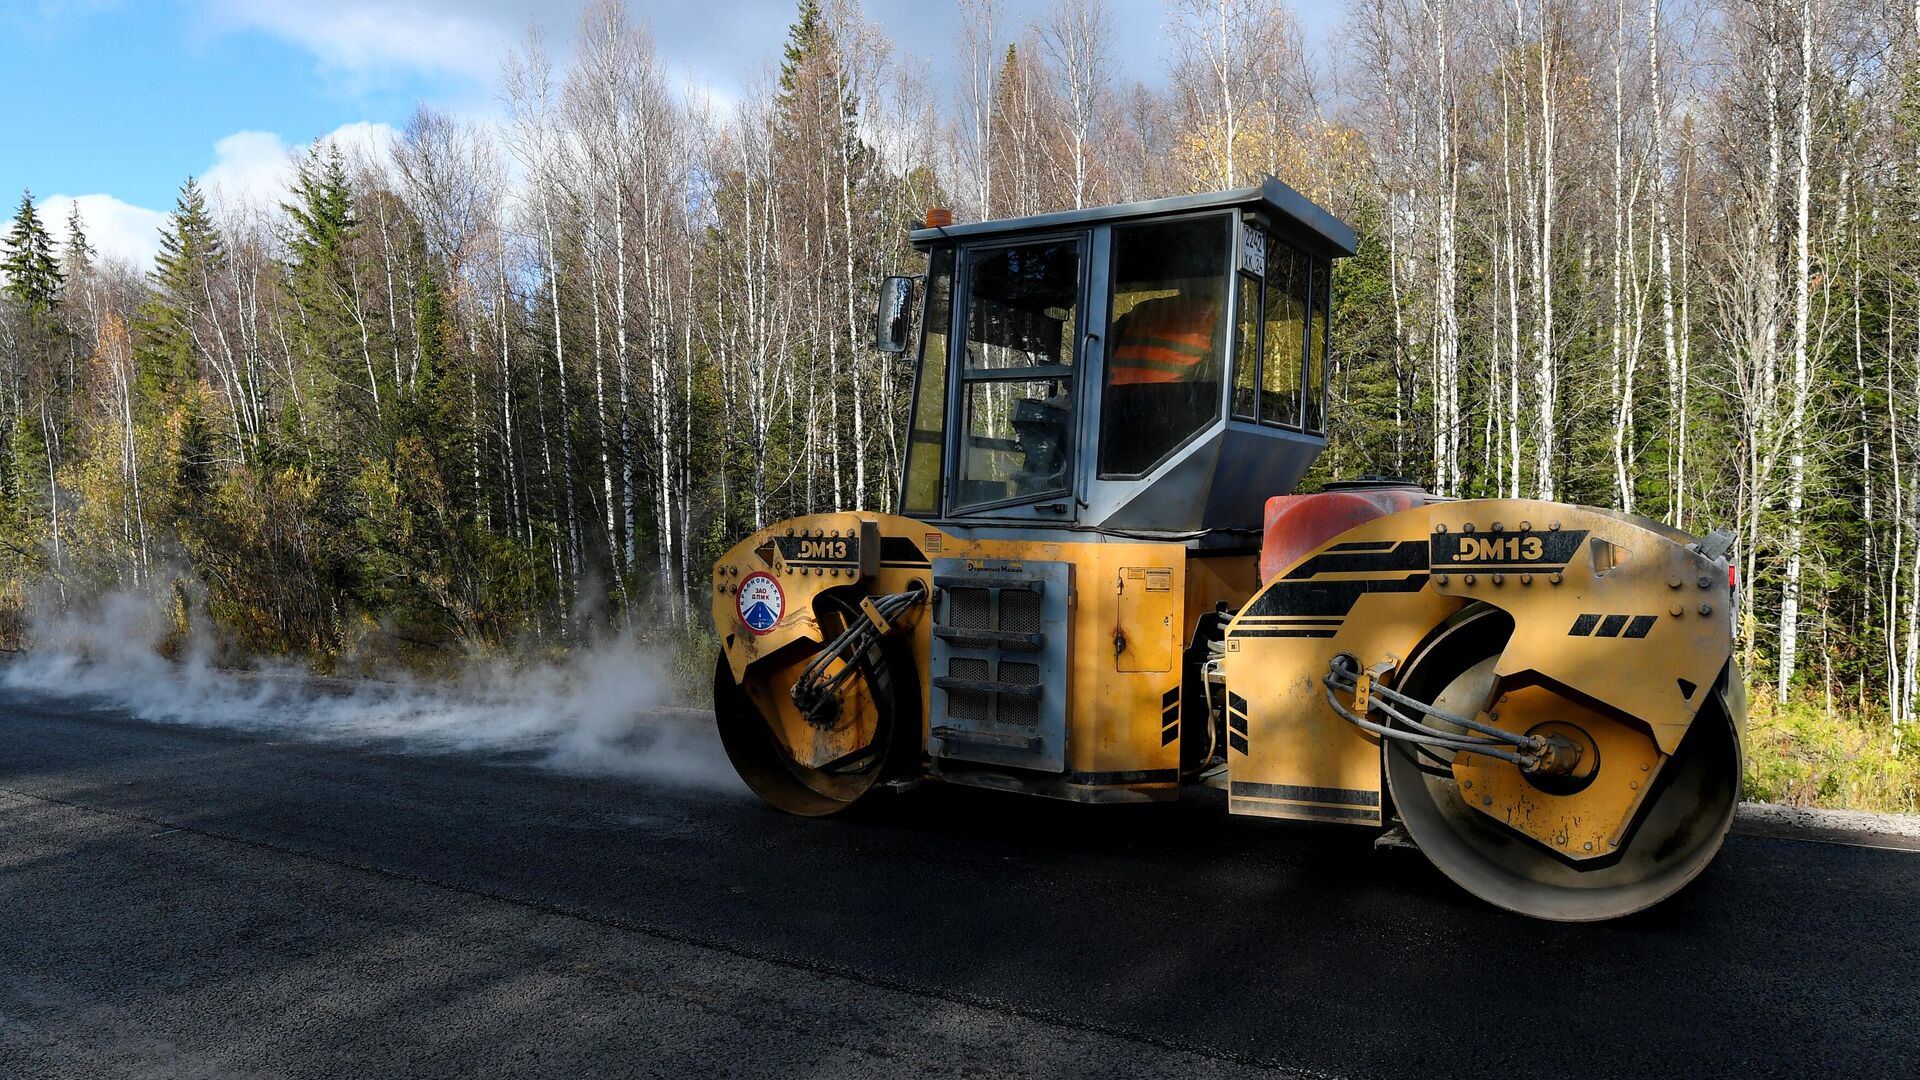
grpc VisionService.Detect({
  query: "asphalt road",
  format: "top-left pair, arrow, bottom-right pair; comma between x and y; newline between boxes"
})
2,683 -> 1917,1079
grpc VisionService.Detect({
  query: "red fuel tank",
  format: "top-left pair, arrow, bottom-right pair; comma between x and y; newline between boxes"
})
1260,482 -> 1428,583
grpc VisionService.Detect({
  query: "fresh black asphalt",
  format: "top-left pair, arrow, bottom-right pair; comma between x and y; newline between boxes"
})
1,683 -> 1916,1078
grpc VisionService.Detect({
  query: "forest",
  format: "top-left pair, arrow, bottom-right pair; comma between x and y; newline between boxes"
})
4,0 -> 1919,808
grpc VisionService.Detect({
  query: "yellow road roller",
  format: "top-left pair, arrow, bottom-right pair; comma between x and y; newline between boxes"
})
709,180 -> 1744,921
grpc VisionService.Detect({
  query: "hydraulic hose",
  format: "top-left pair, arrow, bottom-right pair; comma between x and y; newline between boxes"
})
791,584 -> 927,725
1323,654 -> 1540,770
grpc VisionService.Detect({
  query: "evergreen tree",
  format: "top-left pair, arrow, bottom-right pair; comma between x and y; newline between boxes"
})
2,190 -> 65,314
778,0 -> 826,98
776,0 -> 858,139
62,202 -> 92,283
139,176 -> 223,404
284,144 -> 354,274
282,143 -> 369,434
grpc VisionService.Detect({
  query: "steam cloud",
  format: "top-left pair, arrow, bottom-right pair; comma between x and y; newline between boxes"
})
0,591 -> 744,793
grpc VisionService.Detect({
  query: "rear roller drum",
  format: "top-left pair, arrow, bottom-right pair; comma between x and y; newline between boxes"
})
1383,607 -> 1741,922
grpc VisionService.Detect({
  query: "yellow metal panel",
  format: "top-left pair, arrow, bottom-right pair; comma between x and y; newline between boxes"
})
1224,587 -> 1462,824
1426,501 -> 1734,755
1067,545 -> 1184,778
1220,511 -> 1461,825
1114,565 -> 1176,673
1451,683 -> 1665,859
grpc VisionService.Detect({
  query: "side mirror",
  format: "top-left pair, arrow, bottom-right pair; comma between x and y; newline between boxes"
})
873,275 -> 916,354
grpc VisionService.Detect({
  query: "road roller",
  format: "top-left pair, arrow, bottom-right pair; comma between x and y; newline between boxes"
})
708,179 -> 1745,921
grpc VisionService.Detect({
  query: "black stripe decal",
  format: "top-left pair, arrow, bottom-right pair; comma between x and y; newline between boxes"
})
1161,686 -> 1179,709
1282,540 -> 1430,580
1160,723 -> 1179,746
1241,573 -> 1431,621
1230,782 -> 1381,807
880,536 -> 930,565
1067,769 -> 1180,786
1569,613 -> 1600,636
1232,800 -> 1381,822
1596,614 -> 1629,638
1624,614 -> 1658,638
1231,629 -> 1338,638
1229,733 -> 1249,755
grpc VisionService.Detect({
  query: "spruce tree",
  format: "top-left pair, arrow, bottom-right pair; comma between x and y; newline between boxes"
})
776,0 -> 857,134
139,176 -> 224,404
778,0 -> 826,99
283,143 -> 366,432
285,144 -> 354,275
2,190 -> 65,314
62,202 -> 92,282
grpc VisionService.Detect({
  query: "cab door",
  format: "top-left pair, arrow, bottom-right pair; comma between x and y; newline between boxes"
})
943,232 -> 1094,523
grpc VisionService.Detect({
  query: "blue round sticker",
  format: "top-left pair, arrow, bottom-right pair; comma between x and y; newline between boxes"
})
737,572 -> 784,635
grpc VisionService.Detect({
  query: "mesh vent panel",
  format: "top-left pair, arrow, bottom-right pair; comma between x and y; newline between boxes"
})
1000,590 -> 1042,634
929,560 -> 1065,768
999,695 -> 1040,728
999,661 -> 1040,686
949,691 -> 990,722
947,588 -> 992,630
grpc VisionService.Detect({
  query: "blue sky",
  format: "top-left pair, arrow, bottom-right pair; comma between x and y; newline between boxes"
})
4,0 -> 1341,268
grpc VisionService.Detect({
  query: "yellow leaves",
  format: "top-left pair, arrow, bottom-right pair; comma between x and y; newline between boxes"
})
95,310 -> 132,366
1170,113 -> 1374,207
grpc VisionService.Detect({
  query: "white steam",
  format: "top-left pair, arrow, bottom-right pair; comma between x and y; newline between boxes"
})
0,591 -> 743,793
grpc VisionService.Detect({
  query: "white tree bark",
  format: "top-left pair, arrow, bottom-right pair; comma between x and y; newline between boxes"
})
1777,0 -> 1815,698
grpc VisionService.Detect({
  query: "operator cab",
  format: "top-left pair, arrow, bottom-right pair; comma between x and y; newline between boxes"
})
879,178 -> 1357,541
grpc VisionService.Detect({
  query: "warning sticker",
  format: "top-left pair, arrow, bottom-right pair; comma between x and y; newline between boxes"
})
1124,566 -> 1175,592
737,572 -> 784,635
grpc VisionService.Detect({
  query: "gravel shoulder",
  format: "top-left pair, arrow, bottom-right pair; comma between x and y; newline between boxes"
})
1735,801 -> 1920,850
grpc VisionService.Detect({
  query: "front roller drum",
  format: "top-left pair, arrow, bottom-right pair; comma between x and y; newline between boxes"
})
714,634 -> 919,817
1384,608 -> 1742,922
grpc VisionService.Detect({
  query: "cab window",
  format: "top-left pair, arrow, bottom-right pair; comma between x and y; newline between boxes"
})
1100,215 -> 1230,477
1262,245 -> 1307,428
952,237 -> 1081,510
1306,260 -> 1328,433
1231,224 -> 1317,432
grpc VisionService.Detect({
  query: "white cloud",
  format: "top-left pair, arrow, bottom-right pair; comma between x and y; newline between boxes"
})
199,121 -> 402,214
39,193 -> 168,271
199,130 -> 298,213
325,120 -> 402,165
201,0 -> 557,86
45,121 -> 402,271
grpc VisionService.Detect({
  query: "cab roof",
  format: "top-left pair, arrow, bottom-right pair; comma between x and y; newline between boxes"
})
909,176 -> 1358,259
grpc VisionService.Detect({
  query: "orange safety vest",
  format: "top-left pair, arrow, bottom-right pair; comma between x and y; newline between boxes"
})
1109,296 -> 1218,384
